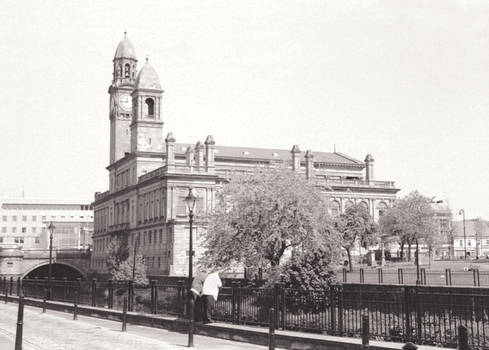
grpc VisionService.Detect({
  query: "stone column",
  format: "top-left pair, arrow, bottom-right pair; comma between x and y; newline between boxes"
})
205,135 -> 216,173
305,150 -> 314,179
291,145 -> 301,171
185,146 -> 194,170
165,133 -> 176,172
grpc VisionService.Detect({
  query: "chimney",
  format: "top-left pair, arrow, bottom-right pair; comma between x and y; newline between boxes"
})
365,154 -> 374,182
205,135 -> 216,172
165,133 -> 176,171
195,141 -> 204,168
305,150 -> 314,179
185,145 -> 194,169
291,145 -> 301,171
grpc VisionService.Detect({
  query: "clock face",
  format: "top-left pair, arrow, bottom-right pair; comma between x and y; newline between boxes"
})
119,94 -> 132,111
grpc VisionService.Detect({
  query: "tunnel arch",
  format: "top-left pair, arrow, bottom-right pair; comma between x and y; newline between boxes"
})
23,262 -> 86,280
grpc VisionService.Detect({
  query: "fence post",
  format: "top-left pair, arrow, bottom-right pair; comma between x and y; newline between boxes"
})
448,268 -> 452,285
63,277 -> 68,302
177,280 -> 183,315
403,287 -> 411,342
458,325 -> 469,350
150,280 -> 156,314
16,277 -> 20,296
188,294 -> 194,347
280,287 -> 286,330
342,268 -> 347,283
360,268 -> 364,283
108,279 -> 113,309
472,269 -> 480,287
127,280 -> 134,312
14,293 -> 24,350
236,281 -> 242,325
258,268 -> 263,281
76,278 -> 82,305
398,268 -> 404,284
231,282 -> 237,323
421,268 -> 426,285
362,309 -> 369,349
269,307 -> 275,350
445,269 -> 450,286
3,281 -> 7,303
10,277 -> 14,295
122,297 -> 127,332
91,278 -> 97,307
337,285 -> 343,336
378,268 -> 383,284
73,292 -> 78,320
329,286 -> 336,335
273,283 -> 280,329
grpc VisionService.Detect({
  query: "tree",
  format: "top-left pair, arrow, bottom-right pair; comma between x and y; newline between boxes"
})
200,168 -> 340,272
106,234 -> 148,285
334,203 -> 376,271
379,191 -> 437,262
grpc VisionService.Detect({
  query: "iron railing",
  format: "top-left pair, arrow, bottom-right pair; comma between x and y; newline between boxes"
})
1,277 -> 488,349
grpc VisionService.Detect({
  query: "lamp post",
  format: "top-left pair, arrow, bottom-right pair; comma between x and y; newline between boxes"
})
132,234 -> 140,282
459,209 -> 467,260
47,222 -> 55,299
184,188 -> 197,347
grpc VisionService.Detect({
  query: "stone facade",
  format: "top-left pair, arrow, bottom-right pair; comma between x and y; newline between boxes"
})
92,34 -> 400,277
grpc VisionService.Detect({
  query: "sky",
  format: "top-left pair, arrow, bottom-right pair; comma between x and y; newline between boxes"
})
0,0 -> 488,219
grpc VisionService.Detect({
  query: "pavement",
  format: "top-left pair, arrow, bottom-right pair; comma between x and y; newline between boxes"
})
0,302 -> 278,350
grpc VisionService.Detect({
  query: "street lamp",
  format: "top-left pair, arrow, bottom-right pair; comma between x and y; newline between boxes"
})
132,234 -> 140,282
184,188 -> 197,347
47,221 -> 55,299
459,209 -> 467,260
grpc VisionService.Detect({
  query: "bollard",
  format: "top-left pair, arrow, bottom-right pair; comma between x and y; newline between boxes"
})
73,299 -> 78,320
122,297 -> 127,332
402,342 -> 417,350
14,294 -> 24,350
42,290 -> 47,313
458,325 -> 469,350
362,311 -> 369,349
269,307 -> 275,350
188,295 -> 194,347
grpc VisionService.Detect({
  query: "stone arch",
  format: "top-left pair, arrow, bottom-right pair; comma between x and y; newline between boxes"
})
22,262 -> 86,280
344,200 -> 354,211
329,199 -> 341,217
377,201 -> 388,218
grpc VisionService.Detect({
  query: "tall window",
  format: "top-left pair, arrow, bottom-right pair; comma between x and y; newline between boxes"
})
329,200 -> 340,217
124,63 -> 130,78
145,98 -> 154,117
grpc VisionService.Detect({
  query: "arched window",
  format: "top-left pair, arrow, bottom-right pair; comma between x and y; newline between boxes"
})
145,98 -> 154,117
377,201 -> 388,217
344,200 -> 354,210
117,65 -> 122,77
329,200 -> 340,217
124,63 -> 130,78
360,201 -> 369,212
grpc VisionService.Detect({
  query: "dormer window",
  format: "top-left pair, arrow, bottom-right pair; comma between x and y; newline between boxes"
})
124,63 -> 130,78
145,98 -> 155,118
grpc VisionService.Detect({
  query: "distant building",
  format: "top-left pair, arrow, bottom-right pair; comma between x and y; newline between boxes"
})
431,202 -> 453,258
0,199 -> 93,250
92,34 -> 400,277
452,219 -> 489,258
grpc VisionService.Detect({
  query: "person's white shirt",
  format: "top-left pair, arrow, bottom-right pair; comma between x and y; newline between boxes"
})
202,271 -> 222,301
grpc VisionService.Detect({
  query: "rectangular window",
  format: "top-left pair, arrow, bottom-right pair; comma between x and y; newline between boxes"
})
12,216 -> 17,222
22,227 -> 26,233
14,237 -> 19,243
12,227 -> 16,233
176,197 -> 187,216
32,227 -> 36,233
32,216 -> 37,221
2,216 -> 6,222
42,216 -> 46,221
0,237 -> 3,243
1,227 -> 6,233
35,237 -> 40,244
149,230 -> 152,244
459,240 -> 463,247
158,257 -> 161,268
20,237 -> 24,244
22,216 -> 27,222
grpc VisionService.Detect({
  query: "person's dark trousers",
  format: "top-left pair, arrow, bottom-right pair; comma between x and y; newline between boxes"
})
202,295 -> 215,324
190,292 -> 202,322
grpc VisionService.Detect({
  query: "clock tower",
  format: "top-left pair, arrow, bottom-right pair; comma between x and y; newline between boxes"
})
109,32 -> 138,164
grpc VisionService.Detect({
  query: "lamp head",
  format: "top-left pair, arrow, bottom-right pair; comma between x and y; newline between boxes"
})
185,188 -> 197,212
47,221 -> 55,233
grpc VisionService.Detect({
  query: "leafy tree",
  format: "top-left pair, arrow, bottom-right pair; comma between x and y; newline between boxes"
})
276,248 -> 339,291
106,234 -> 148,285
379,191 -> 437,262
334,203 -> 376,271
200,168 -> 340,272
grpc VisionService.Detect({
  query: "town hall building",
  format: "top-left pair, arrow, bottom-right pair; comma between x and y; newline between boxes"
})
91,34 -> 400,277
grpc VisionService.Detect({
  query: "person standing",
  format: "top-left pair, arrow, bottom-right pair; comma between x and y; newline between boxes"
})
202,269 -> 222,324
190,271 -> 207,322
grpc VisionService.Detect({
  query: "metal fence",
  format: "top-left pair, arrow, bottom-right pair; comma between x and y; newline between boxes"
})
1,277 -> 488,349
339,267 -> 489,287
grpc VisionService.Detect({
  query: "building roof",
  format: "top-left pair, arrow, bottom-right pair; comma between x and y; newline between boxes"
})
174,143 -> 364,167
135,59 -> 161,90
114,33 -> 137,60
